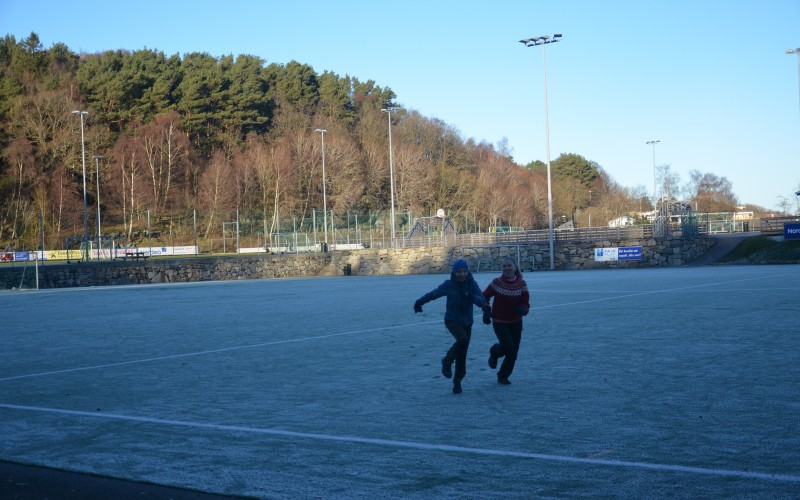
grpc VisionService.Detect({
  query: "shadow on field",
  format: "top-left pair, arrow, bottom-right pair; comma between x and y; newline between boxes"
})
0,460 -> 248,500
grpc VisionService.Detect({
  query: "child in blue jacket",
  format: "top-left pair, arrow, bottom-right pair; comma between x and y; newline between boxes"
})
414,259 -> 485,394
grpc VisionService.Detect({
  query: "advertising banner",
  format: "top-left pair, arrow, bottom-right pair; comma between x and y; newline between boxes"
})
785,223 -> 800,240
13,252 -> 31,262
173,246 -> 198,255
594,247 -> 618,262
618,246 -> 643,260
594,246 -> 643,262
47,250 -> 81,261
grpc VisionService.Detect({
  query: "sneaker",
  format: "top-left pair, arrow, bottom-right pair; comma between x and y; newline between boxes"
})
453,378 -> 462,394
497,378 -> 511,385
488,345 -> 498,369
441,356 -> 452,379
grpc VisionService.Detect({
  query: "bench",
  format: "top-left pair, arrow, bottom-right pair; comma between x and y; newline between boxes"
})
121,251 -> 149,261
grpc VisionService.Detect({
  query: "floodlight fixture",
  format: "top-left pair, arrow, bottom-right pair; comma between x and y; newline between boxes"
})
520,34 -> 562,47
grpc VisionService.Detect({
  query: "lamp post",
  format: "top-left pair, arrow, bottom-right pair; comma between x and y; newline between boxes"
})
520,34 -> 561,270
787,48 -> 800,118
93,155 -> 104,259
588,190 -> 592,228
646,140 -> 660,207
314,129 -> 328,248
380,108 -> 397,247
72,110 -> 89,262
795,190 -> 800,215
788,49 -> 799,216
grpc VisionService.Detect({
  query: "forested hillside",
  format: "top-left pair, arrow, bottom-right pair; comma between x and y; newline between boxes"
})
0,33 -> 741,250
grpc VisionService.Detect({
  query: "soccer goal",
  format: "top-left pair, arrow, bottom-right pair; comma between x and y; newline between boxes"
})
13,252 -> 40,291
460,244 -> 523,273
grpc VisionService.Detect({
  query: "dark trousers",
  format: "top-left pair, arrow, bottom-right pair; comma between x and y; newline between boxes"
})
444,321 -> 472,380
492,321 -> 522,379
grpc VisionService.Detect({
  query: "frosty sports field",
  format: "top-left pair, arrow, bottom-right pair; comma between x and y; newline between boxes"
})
1,265 -> 799,498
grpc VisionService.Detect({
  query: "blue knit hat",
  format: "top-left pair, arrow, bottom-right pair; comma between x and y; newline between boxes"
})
452,259 -> 469,272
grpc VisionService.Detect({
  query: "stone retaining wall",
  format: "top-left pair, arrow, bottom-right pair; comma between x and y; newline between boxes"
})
1,236 -> 713,289
339,236 -> 714,276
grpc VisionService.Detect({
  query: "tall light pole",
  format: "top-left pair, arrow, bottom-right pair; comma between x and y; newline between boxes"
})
646,140 -> 660,208
787,48 -> 800,118
93,155 -> 104,259
72,110 -> 89,262
788,49 -> 799,216
314,129 -> 328,248
380,108 -> 397,246
795,190 -> 800,215
521,34 -> 561,270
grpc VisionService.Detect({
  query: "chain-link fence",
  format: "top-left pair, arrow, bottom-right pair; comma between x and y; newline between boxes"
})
6,205 -> 719,264
27,208 -> 411,259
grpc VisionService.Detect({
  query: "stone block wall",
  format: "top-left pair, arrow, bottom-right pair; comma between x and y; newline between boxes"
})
337,236 -> 714,275
1,236 -> 714,289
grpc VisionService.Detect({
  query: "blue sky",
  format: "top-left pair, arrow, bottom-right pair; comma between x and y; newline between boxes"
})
2,0 -> 799,211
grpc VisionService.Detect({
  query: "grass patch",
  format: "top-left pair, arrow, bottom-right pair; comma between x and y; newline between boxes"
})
719,235 -> 800,263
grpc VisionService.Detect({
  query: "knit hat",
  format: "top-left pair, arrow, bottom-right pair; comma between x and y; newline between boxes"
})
452,259 -> 469,272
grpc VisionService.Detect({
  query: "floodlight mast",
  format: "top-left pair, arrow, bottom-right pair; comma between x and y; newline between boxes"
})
795,190 -> 800,215
787,48 -> 800,119
380,108 -> 397,247
72,110 -> 89,262
314,129 -> 328,248
520,33 -> 561,271
94,155 -> 104,259
788,48 -> 799,206
646,140 -> 661,207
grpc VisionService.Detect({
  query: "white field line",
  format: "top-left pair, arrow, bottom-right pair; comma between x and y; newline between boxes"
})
1,403 -> 798,483
0,275 -> 319,296
0,320 -> 435,382
532,272 -> 800,310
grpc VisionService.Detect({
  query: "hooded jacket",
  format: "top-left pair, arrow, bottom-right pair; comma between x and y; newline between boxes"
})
416,271 -> 485,326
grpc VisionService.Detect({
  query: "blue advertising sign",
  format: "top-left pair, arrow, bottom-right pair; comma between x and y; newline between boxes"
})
785,223 -> 800,240
618,246 -> 643,261
13,251 -> 31,262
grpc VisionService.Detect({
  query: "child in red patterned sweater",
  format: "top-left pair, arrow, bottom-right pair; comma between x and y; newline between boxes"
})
482,257 -> 530,384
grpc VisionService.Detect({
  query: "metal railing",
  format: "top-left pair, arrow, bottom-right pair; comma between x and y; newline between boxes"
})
755,216 -> 800,235
22,209 -> 720,263
394,225 -> 651,249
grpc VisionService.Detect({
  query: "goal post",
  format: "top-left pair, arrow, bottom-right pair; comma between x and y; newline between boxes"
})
460,244 -> 523,273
